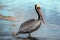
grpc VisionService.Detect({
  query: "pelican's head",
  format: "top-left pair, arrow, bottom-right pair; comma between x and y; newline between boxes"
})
36,4 -> 40,7
35,4 -> 40,13
35,4 -> 40,9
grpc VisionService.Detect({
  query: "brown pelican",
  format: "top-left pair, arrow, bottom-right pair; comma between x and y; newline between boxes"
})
16,4 -> 45,38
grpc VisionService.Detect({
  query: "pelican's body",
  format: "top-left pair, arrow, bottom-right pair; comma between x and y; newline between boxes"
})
16,4 -> 44,37
18,19 -> 41,33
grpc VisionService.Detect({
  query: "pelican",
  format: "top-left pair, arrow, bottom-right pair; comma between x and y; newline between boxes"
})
16,4 -> 45,38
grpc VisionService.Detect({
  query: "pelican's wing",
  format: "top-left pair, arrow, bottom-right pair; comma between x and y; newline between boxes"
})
23,20 -> 42,32
19,19 -> 36,32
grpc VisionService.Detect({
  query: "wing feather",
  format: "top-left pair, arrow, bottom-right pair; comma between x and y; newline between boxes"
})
19,19 -> 36,32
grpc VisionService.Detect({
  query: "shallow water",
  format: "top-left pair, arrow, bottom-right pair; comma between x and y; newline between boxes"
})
0,0 -> 60,39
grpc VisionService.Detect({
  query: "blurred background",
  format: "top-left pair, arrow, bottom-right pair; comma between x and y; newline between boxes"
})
0,0 -> 60,39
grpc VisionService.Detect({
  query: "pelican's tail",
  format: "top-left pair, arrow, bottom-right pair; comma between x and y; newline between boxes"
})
16,32 -> 19,35
16,31 -> 21,35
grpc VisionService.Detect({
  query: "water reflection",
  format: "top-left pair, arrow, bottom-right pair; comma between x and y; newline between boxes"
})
17,37 -> 39,40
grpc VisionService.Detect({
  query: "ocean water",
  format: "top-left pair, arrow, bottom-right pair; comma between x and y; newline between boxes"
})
0,0 -> 60,39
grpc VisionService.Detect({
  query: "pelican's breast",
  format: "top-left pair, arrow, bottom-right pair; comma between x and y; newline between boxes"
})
32,20 -> 41,29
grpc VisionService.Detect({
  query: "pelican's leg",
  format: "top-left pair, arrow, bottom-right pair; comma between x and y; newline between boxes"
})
29,33 -> 31,37
28,33 -> 31,38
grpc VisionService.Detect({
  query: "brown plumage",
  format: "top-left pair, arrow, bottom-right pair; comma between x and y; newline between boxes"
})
16,4 -> 42,37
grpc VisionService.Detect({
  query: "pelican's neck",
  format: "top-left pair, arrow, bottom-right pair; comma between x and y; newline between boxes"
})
35,8 -> 40,20
37,13 -> 40,20
35,5 -> 41,20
